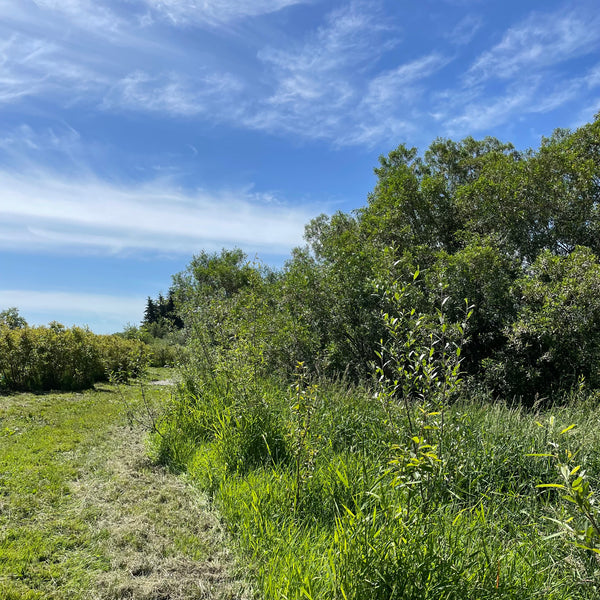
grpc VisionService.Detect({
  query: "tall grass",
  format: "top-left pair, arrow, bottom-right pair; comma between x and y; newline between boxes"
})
154,369 -> 600,598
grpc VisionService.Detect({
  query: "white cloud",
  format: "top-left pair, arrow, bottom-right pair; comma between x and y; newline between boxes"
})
1,0 -> 597,152
587,63 -> 600,89
0,30 -> 114,106
0,35 -> 57,103
30,0 -> 125,33
0,0 -> 443,147
0,124 -> 85,161
362,53 -> 449,113
0,169 -> 314,256
104,70 -> 243,116
142,0 -> 309,25
445,85 -> 534,134
244,1 -> 443,146
467,9 -> 600,83
259,1 -> 392,106
433,4 -> 600,139
446,14 -> 482,46
445,60 -> 600,135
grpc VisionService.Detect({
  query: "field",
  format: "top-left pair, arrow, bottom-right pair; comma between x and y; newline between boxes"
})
0,370 -> 250,600
2,365 -> 600,600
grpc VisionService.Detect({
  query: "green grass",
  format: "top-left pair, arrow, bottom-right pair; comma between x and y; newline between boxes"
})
0,370 -> 251,600
0,388 -> 118,598
157,376 -> 600,599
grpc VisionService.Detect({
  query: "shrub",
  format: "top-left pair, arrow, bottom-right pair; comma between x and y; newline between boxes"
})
486,247 -> 600,400
0,324 -> 148,391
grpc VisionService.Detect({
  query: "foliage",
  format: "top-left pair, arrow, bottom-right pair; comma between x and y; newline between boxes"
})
530,415 -> 600,555
157,318 -> 600,599
0,323 -> 148,391
487,247 -> 600,399
142,290 -> 184,335
152,116 -> 600,594
0,306 -> 28,329
120,323 -> 185,368
374,271 -> 471,518
291,116 -> 600,397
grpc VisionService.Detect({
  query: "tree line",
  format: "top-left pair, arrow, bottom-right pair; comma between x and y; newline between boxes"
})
167,114 -> 600,402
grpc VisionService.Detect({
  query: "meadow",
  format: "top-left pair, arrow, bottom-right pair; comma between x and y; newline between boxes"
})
0,370 -> 250,600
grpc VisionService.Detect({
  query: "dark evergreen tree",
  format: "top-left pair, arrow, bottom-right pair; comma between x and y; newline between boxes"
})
143,297 -> 158,325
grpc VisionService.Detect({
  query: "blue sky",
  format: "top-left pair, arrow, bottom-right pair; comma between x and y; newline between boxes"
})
1,0 -> 599,333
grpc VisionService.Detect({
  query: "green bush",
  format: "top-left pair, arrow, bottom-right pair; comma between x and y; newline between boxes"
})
0,324 -> 148,391
486,247 -> 600,400
96,334 -> 149,383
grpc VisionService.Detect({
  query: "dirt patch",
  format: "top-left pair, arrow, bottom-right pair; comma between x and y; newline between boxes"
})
71,424 -> 252,600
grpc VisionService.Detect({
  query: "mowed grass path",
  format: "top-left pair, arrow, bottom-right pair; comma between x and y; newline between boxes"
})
0,373 -> 251,600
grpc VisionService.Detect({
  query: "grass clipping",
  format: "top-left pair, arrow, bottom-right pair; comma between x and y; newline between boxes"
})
0,381 -> 251,600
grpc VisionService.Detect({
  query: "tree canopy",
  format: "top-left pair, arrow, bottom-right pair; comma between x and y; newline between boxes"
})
169,114 -> 600,402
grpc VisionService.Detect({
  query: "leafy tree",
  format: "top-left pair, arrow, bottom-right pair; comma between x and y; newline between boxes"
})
426,237 -> 519,376
303,211 -> 384,377
0,307 -> 27,330
486,247 -> 600,399
172,248 -> 255,307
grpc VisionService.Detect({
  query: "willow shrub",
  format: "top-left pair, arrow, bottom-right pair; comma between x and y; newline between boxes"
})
0,324 -> 148,391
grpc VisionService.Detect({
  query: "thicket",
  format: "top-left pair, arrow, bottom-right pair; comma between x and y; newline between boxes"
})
0,318 -> 148,391
156,116 -> 600,598
120,322 -> 185,368
168,115 -> 600,401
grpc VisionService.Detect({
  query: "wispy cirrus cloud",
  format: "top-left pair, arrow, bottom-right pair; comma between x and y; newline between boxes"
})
258,1 -> 395,108
0,28 -> 119,107
436,3 -> 600,138
444,62 -> 600,135
0,123 -> 314,256
0,168 -> 313,256
446,14 -> 482,46
1,0 -> 598,152
103,70 -> 243,117
467,8 -> 600,84
362,53 -> 450,113
246,1 -> 453,146
29,0 -> 126,33
141,0 -> 310,26
0,34 -> 98,104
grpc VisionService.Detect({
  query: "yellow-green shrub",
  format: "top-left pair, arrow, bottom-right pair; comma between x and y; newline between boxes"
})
0,325 -> 148,391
